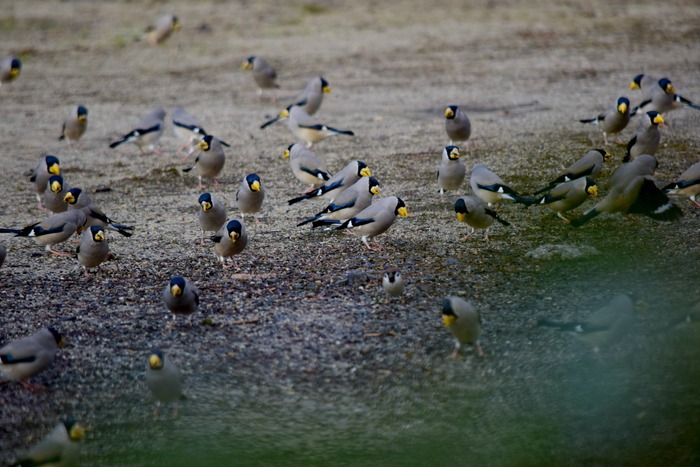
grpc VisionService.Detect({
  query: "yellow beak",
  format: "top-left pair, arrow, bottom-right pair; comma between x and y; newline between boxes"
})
49,164 -> 60,176
69,424 -> 87,441
241,62 -> 253,71
94,231 -> 105,242
282,149 -> 290,159
653,114 -> 665,125
450,148 -> 460,159
587,186 -> 598,197
170,284 -> 182,297
201,201 -> 212,211
398,207 -> 408,218
457,212 -> 467,222
630,82 -> 639,90
322,85 -> 331,94
63,193 -> 74,204
444,108 -> 454,118
370,186 -> 380,196
360,167 -> 371,177
279,109 -> 290,118
230,231 -> 240,243
618,103 -> 628,113
251,180 -> 261,192
197,140 -> 209,151
442,315 -> 456,327
148,354 -> 163,369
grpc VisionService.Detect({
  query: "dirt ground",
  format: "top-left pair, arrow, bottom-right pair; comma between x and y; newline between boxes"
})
1,1 -> 699,465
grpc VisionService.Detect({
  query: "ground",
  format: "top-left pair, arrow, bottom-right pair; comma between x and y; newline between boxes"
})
1,1 -> 699,465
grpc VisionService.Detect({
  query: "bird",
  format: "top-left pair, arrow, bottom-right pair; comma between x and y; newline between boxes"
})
0,54 -> 21,85
470,163 -> 535,207
261,102 -> 354,147
241,56 -> 279,101
624,110 -> 664,162
146,13 -> 180,46
630,73 -> 659,101
0,209 -> 87,256
571,154 -> 682,227
454,195 -> 510,241
0,244 -> 5,268
336,196 -> 408,250
663,160 -> 700,208
162,276 -> 200,325
63,187 -> 134,237
236,174 -> 265,223
298,176 -> 380,228
10,420 -> 85,467
77,226 -> 110,276
535,177 -> 598,222
442,296 -> 483,358
0,327 -> 64,387
212,219 -> 248,268
631,77 -> 700,116
288,160 -> 371,205
197,192 -> 227,245
444,105 -> 471,147
538,294 -> 637,352
58,105 -> 88,148
145,350 -> 185,413
382,268 -> 405,300
42,175 -> 70,214
109,107 -> 166,156
172,106 -> 231,158
437,145 -> 466,202
289,76 -> 330,115
579,96 -> 631,145
27,155 -> 61,209
183,135 -> 226,189
532,149 -> 609,195
283,143 -> 332,193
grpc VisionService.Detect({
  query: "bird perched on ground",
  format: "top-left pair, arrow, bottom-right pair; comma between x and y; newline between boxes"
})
212,219 -> 248,268
631,77 -> 700,116
630,73 -> 658,101
298,176 -> 380,228
663,160 -> 700,208
535,177 -> 598,222
58,105 -> 88,148
77,225 -> 110,276
241,55 -> 279,102
162,276 -> 200,325
146,350 -> 185,413
0,54 -> 21,85
290,76 -> 331,115
283,143 -> 332,193
442,296 -> 483,358
0,327 -> 64,387
183,135 -> 226,189
27,155 -> 61,209
172,106 -> 231,158
42,175 -> 70,214
0,209 -> 87,256
382,267 -> 405,300
197,193 -> 227,245
336,196 -> 408,250
532,149 -> 609,195
261,102 -> 354,147
454,195 -> 510,241
288,160 -> 371,205
146,13 -> 180,46
579,97 -> 630,145
63,187 -> 134,237
444,105 -> 471,147
437,145 -> 466,202
624,110 -> 664,162
470,163 -> 534,207
538,294 -> 637,352
571,154 -> 682,227
109,107 -> 166,156
11,420 -> 85,467
236,174 -> 265,223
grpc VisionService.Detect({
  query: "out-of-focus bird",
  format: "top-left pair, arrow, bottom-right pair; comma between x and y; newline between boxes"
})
631,77 -> 700,116
470,163 -> 534,207
571,154 -> 682,227
283,143 -> 332,193
146,350 -> 185,414
382,267 -> 405,300
0,54 -> 21,85
0,209 -> 87,256
146,13 -> 180,46
288,160 -> 370,205
290,76 -> 330,115
535,177 -> 598,222
27,155 -> 61,209
236,174 -> 265,223
77,225 -> 110,276
212,219 -> 248,268
183,135 -> 226,189
162,276 -> 199,326
630,73 -> 658,101
42,175 -> 70,214
261,102 -> 354,147
437,145 -> 466,202
663,160 -> 700,208
241,56 -> 279,102
444,105 -> 471,147
336,196 -> 408,250
579,97 -> 630,145
0,327 -> 64,387
10,420 -> 85,467
58,105 -> 88,148
624,110 -> 664,162
532,149 -> 609,195
538,294 -> 637,352
63,187 -> 134,237
109,108 -> 166,156
298,176 -> 380,228
172,106 -> 230,158
454,195 -> 510,241
197,193 -> 227,245
442,296 -> 483,358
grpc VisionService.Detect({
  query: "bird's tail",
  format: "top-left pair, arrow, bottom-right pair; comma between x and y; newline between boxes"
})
675,95 -> 700,111
579,117 -> 599,125
532,184 -> 555,195
327,126 -> 355,136
89,210 -> 134,237
570,208 -> 600,227
109,137 -> 128,148
260,116 -> 280,129
312,219 -> 341,229
0,228 -> 23,235
297,215 -> 321,227
182,160 -> 198,173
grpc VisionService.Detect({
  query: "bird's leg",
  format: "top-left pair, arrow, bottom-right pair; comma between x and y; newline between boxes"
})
448,343 -> 461,359
306,141 -> 313,148
200,230 -> 206,246
459,227 -> 475,242
20,380 -> 46,391
557,212 -> 571,223
198,176 -> 206,191
36,194 -> 45,211
615,134 -> 624,145
690,198 -> 700,209
46,245 -> 73,257
603,132 -> 610,146
474,342 -> 485,358
482,228 -> 490,242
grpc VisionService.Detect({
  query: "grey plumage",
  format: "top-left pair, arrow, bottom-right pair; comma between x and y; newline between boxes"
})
533,149 -> 609,195
442,296 -> 483,358
172,107 -> 230,156
444,105 -> 471,146
624,110 -> 664,162
77,225 -> 110,275
336,196 -> 408,250
27,155 -> 61,209
631,78 -> 700,116
42,175 -> 69,214
242,56 -> 279,100
146,13 -> 180,45
290,76 -> 330,115
11,420 -> 85,467
470,163 -> 534,206
162,276 -> 200,316
536,177 -> 598,222
0,327 -> 63,384
0,54 -> 21,85
109,107 -> 166,155
58,105 -> 88,148
183,134 -> 226,188
64,187 -> 134,237
579,97 -> 630,145
382,268 -> 405,299
663,160 -> 700,208
236,174 -> 265,221
212,219 -> 248,268
146,350 -> 184,404
299,176 -> 380,228
283,143 -> 332,191
0,209 -> 87,255
454,195 -> 510,241
197,193 -> 227,245
262,103 -> 354,147
288,160 -> 371,205
437,145 -> 466,201
630,73 -> 658,101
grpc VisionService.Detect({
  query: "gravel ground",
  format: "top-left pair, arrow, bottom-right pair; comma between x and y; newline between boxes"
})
1,1 -> 699,465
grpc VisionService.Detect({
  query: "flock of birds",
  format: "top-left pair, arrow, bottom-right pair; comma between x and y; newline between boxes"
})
1,10 -> 700,466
